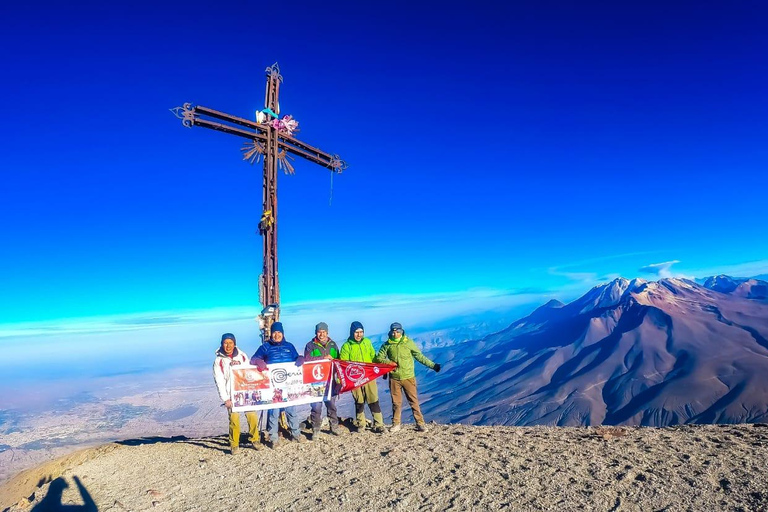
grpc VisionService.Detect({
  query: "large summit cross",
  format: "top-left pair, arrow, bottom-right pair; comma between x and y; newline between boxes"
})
172,63 -> 346,334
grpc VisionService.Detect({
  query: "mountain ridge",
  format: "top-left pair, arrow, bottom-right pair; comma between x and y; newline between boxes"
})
419,275 -> 768,427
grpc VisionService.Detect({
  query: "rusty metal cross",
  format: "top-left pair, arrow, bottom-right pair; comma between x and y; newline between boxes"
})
172,63 -> 346,335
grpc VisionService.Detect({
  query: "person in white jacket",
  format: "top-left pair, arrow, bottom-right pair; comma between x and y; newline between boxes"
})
213,333 -> 261,454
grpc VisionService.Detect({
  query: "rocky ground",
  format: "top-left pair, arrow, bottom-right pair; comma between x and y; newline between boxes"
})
2,421 -> 767,512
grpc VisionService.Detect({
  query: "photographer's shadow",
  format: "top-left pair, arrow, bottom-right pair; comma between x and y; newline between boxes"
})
32,476 -> 97,512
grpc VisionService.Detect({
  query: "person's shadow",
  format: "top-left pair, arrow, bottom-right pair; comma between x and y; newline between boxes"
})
32,476 -> 97,511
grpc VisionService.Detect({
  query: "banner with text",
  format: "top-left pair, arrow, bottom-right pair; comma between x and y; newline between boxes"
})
230,360 -> 333,412
333,360 -> 397,395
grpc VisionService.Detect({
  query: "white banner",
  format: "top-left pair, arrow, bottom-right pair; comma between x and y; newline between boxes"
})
230,361 -> 333,412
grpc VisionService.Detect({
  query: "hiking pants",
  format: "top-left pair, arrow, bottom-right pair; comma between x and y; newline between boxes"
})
310,396 -> 338,430
352,381 -> 383,427
389,377 -> 425,426
267,406 -> 300,442
228,410 -> 259,448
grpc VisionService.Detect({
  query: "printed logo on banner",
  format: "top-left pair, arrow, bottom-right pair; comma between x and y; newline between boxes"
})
272,368 -> 288,384
303,360 -> 332,384
345,364 -> 365,381
232,368 -> 270,391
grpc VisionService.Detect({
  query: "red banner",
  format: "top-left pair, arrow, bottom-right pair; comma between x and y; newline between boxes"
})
333,360 -> 397,395
302,360 -> 332,384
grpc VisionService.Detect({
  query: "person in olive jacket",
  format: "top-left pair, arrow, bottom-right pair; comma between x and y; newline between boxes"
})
303,322 -> 340,438
376,322 -> 440,433
340,321 -> 385,433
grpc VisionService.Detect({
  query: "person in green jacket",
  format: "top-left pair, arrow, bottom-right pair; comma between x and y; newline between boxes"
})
376,322 -> 441,433
340,321 -> 385,433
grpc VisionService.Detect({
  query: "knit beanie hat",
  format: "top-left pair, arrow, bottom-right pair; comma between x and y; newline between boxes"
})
315,322 -> 329,333
389,322 -> 403,332
271,322 -> 284,335
221,333 -> 236,344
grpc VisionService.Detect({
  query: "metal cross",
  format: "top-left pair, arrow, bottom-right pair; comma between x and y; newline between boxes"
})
172,63 -> 346,335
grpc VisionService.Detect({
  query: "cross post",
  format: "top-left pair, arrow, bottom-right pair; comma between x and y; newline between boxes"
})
172,63 -> 346,337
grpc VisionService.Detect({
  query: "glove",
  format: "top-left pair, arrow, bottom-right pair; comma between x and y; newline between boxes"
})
383,374 -> 388,381
433,363 -> 441,373
295,356 -> 305,367
252,358 -> 267,371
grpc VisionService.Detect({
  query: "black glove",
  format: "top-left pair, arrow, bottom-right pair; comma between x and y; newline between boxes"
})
295,356 -> 305,367
383,374 -> 388,381
433,363 -> 441,373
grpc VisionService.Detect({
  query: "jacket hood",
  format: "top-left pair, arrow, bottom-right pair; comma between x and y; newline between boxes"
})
349,321 -> 364,338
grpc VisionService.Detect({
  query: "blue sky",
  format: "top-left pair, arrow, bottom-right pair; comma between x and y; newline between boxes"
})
1,0 -> 767,325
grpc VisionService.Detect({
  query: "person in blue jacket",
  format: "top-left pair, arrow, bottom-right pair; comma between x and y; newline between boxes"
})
250,322 -> 306,447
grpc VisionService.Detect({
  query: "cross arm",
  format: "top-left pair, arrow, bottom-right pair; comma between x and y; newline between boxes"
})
172,103 -> 267,141
277,133 -> 347,172
172,103 -> 346,172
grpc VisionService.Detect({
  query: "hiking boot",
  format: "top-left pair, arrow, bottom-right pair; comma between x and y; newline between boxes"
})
389,424 -> 401,433
371,425 -> 386,434
416,424 -> 429,432
292,435 -> 307,444
250,441 -> 263,451
230,446 -> 240,455
329,425 -> 340,436
269,439 -> 280,449
312,429 -> 321,439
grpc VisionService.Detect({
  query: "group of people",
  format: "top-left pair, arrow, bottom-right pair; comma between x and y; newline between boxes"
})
212,321 -> 441,454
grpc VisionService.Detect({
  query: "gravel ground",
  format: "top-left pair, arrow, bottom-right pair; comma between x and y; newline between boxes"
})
3,422 -> 768,512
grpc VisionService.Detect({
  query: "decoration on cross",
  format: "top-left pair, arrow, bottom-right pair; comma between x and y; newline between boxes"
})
169,103 -> 196,128
271,115 -> 299,136
258,210 -> 274,234
242,140 -> 266,164
329,155 -> 348,173
276,149 -> 296,175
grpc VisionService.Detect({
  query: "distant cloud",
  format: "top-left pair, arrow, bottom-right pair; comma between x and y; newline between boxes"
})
0,289 -> 555,341
547,251 -> 659,288
684,259 -> 768,280
547,268 -> 622,288
639,260 -> 681,279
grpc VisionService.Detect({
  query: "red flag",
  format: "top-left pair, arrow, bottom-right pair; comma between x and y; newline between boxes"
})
333,360 -> 397,395
302,360 -> 332,384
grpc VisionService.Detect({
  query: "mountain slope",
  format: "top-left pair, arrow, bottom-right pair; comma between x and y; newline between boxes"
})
420,277 -> 768,427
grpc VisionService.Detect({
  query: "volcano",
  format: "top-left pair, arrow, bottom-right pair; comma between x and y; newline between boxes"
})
420,277 -> 768,427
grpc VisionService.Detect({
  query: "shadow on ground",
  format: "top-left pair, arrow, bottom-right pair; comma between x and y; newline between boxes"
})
30,476 -> 96,512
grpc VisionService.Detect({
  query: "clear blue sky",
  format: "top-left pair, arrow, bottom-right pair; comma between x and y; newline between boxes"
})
2,0 -> 767,324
